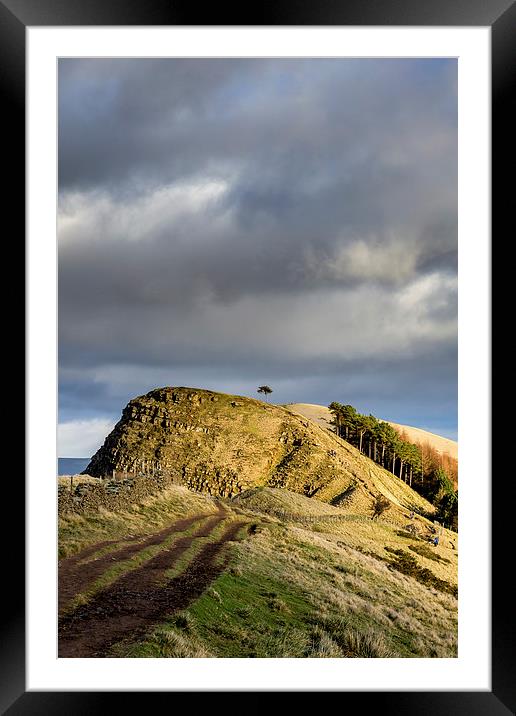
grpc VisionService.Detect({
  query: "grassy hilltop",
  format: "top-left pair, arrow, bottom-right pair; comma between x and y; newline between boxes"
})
59,387 -> 457,658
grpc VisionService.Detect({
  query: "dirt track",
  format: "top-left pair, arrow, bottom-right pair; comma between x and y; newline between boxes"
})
59,511 -> 216,612
58,509 -> 247,657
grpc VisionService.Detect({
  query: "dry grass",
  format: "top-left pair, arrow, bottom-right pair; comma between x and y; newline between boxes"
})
58,484 -> 219,558
58,474 -> 99,486
233,486 -> 347,518
234,488 -> 457,574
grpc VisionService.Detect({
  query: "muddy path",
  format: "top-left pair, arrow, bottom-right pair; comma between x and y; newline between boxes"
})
60,502 -> 225,570
58,517 -> 247,657
59,510 -> 219,613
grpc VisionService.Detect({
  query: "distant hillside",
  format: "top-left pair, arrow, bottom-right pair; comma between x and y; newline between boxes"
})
388,422 -> 458,460
85,387 -> 435,523
286,403 -> 458,460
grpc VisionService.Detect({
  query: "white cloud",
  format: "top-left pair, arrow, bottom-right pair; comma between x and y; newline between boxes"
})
397,271 -> 457,310
58,178 -> 231,245
306,235 -> 420,285
58,418 -> 116,457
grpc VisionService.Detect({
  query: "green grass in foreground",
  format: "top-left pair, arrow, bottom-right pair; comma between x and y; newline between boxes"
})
114,515 -> 457,658
61,515 -> 219,614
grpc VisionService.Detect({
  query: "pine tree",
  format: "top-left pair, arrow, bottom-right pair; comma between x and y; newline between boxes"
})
257,385 -> 273,401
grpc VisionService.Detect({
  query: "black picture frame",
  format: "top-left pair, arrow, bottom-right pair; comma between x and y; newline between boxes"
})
6,0 -> 509,712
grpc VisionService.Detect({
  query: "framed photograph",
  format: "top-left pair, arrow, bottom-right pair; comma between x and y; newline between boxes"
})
8,0 -> 509,711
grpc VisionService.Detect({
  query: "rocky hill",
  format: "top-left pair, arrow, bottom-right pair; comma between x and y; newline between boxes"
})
84,387 -> 434,522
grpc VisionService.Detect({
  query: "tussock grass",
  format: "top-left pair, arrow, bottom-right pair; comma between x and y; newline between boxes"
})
262,627 -> 311,657
338,627 -> 393,658
115,625 -> 213,658
308,626 -> 343,657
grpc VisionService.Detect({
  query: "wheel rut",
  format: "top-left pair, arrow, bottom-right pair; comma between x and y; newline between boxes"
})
59,510 -> 218,612
58,514 -> 247,657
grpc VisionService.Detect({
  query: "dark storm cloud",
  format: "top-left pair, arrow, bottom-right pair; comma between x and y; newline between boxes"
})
59,59 -> 456,201
58,58 -> 457,452
59,345 -> 457,439
58,59 -> 253,193
58,58 -> 457,306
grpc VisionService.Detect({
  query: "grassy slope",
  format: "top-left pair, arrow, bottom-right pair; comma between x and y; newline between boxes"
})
291,415 -> 436,520
58,484 -> 219,559
66,485 -> 458,659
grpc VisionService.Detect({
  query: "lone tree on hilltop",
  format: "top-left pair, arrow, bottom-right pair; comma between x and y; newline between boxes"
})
257,385 -> 273,402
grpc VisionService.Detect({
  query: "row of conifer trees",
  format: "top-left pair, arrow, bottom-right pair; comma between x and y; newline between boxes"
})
328,402 -> 458,530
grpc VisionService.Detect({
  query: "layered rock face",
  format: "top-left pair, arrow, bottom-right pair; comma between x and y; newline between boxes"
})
84,387 -> 366,500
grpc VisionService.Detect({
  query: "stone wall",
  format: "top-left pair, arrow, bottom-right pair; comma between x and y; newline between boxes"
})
58,472 -> 178,516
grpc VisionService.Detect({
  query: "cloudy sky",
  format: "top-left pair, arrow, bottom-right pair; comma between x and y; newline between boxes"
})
58,58 -> 457,457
